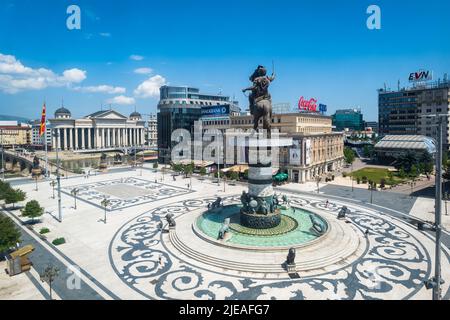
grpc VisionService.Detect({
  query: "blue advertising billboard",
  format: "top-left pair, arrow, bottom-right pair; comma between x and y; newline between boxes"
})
201,105 -> 230,117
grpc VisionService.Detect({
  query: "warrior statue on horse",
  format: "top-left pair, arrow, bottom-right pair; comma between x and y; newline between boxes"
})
242,65 -> 276,135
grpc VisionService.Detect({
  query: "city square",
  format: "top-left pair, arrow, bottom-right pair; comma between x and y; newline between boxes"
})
1,164 -> 449,300
1,0 -> 450,307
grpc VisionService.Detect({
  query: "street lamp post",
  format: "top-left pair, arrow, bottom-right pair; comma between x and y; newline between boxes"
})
217,145 -> 221,186
71,188 -> 79,210
369,181 -> 375,204
53,130 -> 62,222
433,116 -> 443,300
420,114 -> 445,300
101,197 -> 111,224
50,180 -> 56,199
351,163 -> 354,192
1,129 -> 5,181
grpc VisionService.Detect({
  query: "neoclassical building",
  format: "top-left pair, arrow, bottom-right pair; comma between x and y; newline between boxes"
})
49,108 -> 146,151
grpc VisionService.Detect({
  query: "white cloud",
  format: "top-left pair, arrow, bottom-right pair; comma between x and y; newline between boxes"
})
73,85 -> 126,94
0,53 -> 33,74
134,67 -> 153,75
106,95 -> 136,105
0,52 -> 88,94
61,68 -> 87,83
99,32 -> 111,37
130,55 -> 144,61
134,75 -> 167,98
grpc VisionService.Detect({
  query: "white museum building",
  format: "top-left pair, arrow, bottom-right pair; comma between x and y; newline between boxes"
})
49,107 -> 146,151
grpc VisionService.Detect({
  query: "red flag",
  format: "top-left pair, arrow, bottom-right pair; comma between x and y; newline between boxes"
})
39,103 -> 46,136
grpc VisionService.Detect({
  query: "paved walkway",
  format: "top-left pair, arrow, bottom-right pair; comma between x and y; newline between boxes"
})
1,165 -> 449,300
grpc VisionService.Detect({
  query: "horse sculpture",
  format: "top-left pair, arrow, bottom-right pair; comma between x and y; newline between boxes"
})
218,218 -> 231,240
309,214 -> 326,235
242,65 -> 275,134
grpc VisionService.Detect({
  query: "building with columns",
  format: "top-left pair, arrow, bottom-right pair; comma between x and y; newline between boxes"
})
49,107 -> 146,151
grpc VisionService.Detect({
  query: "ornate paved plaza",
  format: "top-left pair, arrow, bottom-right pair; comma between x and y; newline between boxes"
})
2,167 -> 449,300
110,194 -> 449,300
61,177 -> 193,211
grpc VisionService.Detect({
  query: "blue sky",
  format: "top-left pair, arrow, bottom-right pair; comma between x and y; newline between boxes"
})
0,0 -> 449,121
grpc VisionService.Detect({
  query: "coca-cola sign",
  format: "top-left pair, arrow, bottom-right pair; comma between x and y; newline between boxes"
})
298,96 -> 318,112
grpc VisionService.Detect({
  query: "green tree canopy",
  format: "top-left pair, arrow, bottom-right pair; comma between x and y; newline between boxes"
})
21,200 -> 44,222
0,215 -> 21,253
199,167 -> 207,176
344,147 -> 356,165
4,188 -> 26,209
0,181 -> 12,200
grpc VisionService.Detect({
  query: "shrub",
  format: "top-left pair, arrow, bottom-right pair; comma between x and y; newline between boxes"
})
153,162 -> 159,169
39,228 -> 50,235
342,172 -> 347,178
356,177 -> 361,184
73,168 -> 84,174
362,176 -> 368,184
52,238 -> 66,246
380,179 -> 386,189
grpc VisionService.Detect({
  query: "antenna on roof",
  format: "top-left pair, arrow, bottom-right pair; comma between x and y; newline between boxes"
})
61,97 -> 64,107
384,83 -> 387,91
398,80 -> 400,91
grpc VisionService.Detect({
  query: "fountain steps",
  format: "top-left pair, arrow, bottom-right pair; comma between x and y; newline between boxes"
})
168,218 -> 361,274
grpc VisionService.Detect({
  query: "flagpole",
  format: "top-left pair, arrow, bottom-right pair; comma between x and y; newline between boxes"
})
44,125 -> 48,178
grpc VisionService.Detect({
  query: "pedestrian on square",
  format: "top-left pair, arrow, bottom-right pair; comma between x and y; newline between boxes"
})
159,254 -> 163,265
325,200 -> 329,208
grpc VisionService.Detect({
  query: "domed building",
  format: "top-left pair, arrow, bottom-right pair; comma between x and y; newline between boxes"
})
49,107 -> 145,151
54,107 -> 72,119
129,111 -> 142,121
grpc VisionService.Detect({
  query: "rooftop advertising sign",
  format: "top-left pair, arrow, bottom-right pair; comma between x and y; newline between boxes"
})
298,97 -> 318,112
201,105 -> 230,117
409,70 -> 433,82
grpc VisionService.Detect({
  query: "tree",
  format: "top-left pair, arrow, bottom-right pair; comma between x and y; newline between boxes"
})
230,171 -> 239,181
21,200 -> 44,223
344,147 -> 356,165
363,145 -> 374,158
183,162 -> 194,178
153,162 -> 159,169
443,152 -> 449,169
4,188 -> 26,209
0,181 -> 12,200
410,164 -> 420,178
199,167 -> 207,176
0,215 -> 21,253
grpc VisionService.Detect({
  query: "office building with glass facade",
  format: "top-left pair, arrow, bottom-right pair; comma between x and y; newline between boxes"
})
332,109 -> 364,131
378,79 -> 450,150
157,85 -> 237,163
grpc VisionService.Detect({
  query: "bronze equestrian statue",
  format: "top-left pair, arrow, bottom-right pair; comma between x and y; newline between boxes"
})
242,65 -> 275,133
